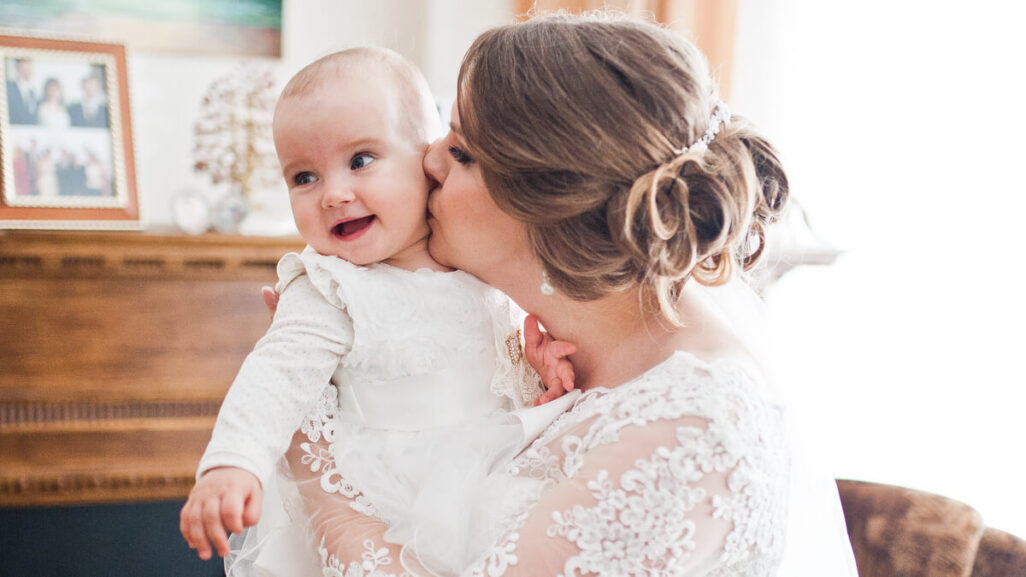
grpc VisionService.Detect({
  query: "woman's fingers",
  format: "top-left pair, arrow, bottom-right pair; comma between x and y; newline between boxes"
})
261,286 -> 279,321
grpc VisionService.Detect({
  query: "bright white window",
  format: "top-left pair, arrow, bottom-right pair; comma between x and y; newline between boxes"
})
734,0 -> 1026,537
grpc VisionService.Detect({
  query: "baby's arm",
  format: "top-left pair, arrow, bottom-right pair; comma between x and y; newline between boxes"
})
523,314 -> 577,406
181,273 -> 354,559
180,467 -> 262,560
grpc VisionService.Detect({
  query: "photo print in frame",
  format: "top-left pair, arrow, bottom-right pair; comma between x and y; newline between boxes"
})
0,32 -> 138,229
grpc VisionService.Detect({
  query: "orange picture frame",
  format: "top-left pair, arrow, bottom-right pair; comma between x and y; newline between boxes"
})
0,32 -> 138,230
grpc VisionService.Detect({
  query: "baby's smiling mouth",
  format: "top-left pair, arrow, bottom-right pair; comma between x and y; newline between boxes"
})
333,216 -> 375,239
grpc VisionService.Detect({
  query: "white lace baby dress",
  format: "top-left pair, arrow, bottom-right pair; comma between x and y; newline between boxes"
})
222,247 -> 544,577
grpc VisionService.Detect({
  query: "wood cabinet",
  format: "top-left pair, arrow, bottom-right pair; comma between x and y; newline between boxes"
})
0,230 -> 303,507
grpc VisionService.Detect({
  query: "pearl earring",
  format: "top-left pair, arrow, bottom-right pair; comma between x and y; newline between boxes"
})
540,271 -> 555,296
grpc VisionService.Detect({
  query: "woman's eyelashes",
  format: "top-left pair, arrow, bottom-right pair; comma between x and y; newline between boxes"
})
448,145 -> 472,165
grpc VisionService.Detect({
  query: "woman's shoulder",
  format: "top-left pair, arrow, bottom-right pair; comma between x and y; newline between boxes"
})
514,350 -> 789,483
560,351 -> 780,433
492,351 -> 791,576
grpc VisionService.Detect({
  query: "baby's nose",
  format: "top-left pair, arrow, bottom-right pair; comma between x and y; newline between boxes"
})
321,184 -> 355,208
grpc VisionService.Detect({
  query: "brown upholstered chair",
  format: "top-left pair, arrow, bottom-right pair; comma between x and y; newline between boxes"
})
836,479 -> 1026,577
971,528 -> 1026,577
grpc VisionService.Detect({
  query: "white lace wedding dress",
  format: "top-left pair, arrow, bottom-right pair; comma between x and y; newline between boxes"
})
225,261 -> 858,576
284,350 -> 823,576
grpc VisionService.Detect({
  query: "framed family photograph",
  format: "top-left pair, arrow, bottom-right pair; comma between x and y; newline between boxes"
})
0,32 -> 138,229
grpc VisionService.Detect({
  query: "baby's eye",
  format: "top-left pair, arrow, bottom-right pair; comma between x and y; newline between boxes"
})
351,154 -> 374,170
293,172 -> 318,186
448,145 -> 472,165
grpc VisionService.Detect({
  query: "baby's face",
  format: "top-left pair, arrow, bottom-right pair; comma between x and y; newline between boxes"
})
273,75 -> 431,269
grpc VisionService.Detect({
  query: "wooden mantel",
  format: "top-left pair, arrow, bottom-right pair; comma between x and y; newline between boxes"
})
0,229 -> 304,507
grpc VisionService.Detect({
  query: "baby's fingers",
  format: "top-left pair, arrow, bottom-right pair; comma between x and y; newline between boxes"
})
220,492 -> 246,535
546,340 -> 577,361
180,499 -> 202,550
534,388 -> 559,406
242,488 -> 263,527
523,314 -> 543,348
182,499 -> 212,560
201,499 -> 230,559
556,360 -> 576,391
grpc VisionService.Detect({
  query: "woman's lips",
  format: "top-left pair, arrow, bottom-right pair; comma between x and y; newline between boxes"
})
332,215 -> 375,240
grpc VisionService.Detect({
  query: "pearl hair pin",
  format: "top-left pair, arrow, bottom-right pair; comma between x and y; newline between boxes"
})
669,100 -> 731,155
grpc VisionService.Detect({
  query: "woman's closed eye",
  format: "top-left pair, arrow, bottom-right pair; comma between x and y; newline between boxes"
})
448,145 -> 472,165
351,153 -> 374,170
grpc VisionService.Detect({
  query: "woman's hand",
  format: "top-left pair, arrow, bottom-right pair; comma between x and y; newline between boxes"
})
261,286 -> 279,321
523,314 -> 577,406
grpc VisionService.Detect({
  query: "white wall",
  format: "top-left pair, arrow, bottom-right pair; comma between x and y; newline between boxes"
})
128,0 -> 512,229
733,0 -> 1026,537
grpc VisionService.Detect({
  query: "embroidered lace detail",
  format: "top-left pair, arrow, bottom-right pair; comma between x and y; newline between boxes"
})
283,248 -> 494,381
466,351 -> 789,577
297,384 -> 380,518
301,384 -> 340,443
318,537 -> 411,577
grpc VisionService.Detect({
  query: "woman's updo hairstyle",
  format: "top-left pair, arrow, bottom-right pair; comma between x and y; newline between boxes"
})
457,11 -> 788,325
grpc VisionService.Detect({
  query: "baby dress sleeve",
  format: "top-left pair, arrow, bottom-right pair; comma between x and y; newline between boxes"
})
196,252 -> 354,486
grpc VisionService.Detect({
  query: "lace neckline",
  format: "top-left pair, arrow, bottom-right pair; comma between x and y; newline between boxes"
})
573,348 -> 739,405
302,245 -> 468,278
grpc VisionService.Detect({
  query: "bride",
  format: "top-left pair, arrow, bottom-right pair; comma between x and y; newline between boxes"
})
258,12 -> 856,577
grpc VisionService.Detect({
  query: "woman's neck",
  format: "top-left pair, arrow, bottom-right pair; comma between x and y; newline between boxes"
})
492,271 -> 674,392
549,293 -> 677,392
488,263 -> 749,392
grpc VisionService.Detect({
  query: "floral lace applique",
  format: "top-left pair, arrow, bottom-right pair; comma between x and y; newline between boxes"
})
297,384 -> 380,518
467,352 -> 789,577
318,537 -> 411,577
300,384 -> 340,444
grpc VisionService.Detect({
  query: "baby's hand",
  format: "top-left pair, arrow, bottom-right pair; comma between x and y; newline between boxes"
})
523,314 -> 577,406
180,467 -> 262,560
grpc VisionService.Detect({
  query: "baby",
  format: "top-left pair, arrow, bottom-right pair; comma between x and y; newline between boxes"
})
179,47 -> 574,568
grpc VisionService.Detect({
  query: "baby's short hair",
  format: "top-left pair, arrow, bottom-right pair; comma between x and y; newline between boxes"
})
279,47 -> 440,143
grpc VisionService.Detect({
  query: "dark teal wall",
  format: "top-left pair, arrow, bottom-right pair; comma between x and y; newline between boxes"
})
0,500 -> 224,577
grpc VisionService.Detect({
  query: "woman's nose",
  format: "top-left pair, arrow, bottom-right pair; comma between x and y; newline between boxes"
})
423,138 -> 447,184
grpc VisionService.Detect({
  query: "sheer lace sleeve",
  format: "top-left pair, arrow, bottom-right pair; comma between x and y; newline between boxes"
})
279,352 -> 789,577
197,274 -> 354,485
283,387 -> 413,576
467,353 -> 790,577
